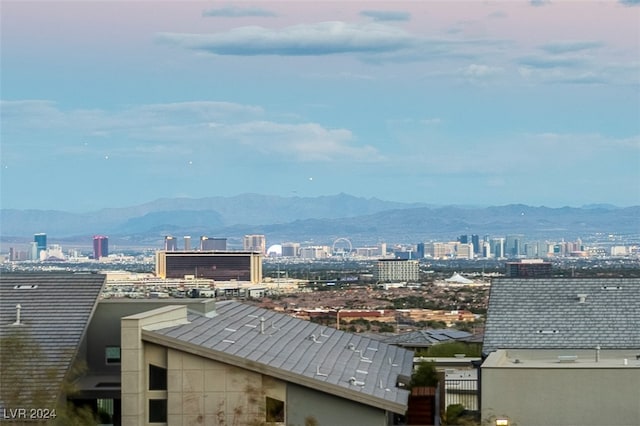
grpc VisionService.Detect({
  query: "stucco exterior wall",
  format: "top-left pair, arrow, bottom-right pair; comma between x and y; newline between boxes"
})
482,364 -> 640,426
286,382 -> 388,426
165,348 -> 286,425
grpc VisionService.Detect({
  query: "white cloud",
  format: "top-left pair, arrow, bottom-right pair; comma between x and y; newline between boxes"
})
157,22 -> 416,57
540,40 -> 604,54
156,21 -> 509,64
461,64 -> 504,77
202,6 -> 276,18
360,10 -> 411,22
1,99 -> 381,164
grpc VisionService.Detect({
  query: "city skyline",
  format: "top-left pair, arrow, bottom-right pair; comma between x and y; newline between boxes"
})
1,1 -> 639,211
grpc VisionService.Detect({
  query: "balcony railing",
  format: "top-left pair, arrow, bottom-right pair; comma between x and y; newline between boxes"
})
444,378 -> 478,411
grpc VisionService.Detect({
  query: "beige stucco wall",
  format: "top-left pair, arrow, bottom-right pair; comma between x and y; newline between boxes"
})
165,348 -> 286,426
121,304 -> 286,426
482,355 -> 640,426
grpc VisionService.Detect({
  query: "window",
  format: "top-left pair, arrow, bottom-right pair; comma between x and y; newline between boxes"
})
148,399 -> 167,423
105,346 -> 120,365
149,364 -> 167,391
265,397 -> 284,423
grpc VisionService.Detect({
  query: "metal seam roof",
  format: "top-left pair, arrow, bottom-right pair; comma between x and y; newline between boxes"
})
145,301 -> 412,413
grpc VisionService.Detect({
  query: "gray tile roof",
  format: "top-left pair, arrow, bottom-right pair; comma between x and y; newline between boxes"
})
145,301 -> 413,413
383,329 -> 472,348
483,278 -> 640,354
0,273 -> 105,405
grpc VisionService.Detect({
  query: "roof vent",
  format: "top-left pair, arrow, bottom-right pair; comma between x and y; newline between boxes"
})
13,285 -> 38,290
536,329 -> 560,334
558,355 -> 578,363
348,377 -> 365,387
601,286 -> 622,290
577,294 -> 588,303
12,304 -> 22,325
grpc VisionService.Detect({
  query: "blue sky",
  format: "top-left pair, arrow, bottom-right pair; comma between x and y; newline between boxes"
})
1,1 -> 639,211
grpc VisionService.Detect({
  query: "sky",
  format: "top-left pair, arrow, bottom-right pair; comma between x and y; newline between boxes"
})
1,0 -> 639,212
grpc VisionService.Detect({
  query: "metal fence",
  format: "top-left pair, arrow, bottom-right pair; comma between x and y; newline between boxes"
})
444,378 -> 478,411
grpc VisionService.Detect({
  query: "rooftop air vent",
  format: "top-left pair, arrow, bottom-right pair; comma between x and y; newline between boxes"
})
558,355 -> 578,363
536,329 -> 560,334
577,294 -> 588,303
12,304 -> 22,325
13,285 -> 38,290
348,377 -> 365,386
601,286 -> 622,290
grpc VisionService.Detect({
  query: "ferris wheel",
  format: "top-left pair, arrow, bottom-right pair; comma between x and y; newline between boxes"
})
332,237 -> 353,257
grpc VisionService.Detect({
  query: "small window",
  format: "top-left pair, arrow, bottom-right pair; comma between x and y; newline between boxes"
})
149,364 -> 167,391
105,347 -> 121,365
148,399 -> 167,423
265,397 -> 284,423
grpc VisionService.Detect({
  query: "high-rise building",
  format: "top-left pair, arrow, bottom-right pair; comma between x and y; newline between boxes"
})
455,243 -> 474,260
471,235 -> 480,255
184,236 -> 191,251
243,235 -> 266,254
93,235 -> 109,260
505,234 -> 525,258
458,235 -> 469,244
505,259 -> 552,278
164,236 -> 178,251
416,243 -> 425,259
155,250 -> 262,283
200,236 -> 227,251
491,238 -> 505,259
281,242 -> 300,257
34,233 -> 47,259
374,259 -> 419,282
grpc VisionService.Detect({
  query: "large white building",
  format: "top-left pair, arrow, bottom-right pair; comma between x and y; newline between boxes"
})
374,259 -> 419,282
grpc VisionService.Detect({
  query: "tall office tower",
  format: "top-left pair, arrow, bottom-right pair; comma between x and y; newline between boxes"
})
524,242 -> 539,258
93,235 -> 109,260
471,235 -> 480,255
34,233 -> 47,259
505,234 -> 525,258
29,242 -> 38,260
483,241 -> 491,258
379,242 -> 387,257
184,236 -> 191,251
281,242 -> 300,257
416,242 -> 425,259
200,236 -> 227,251
491,238 -> 505,259
164,236 -> 178,251
457,235 -> 469,244
243,234 -> 266,254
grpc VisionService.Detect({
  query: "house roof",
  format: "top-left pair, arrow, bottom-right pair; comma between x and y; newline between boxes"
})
144,301 -> 413,414
0,273 -> 106,405
383,329 -> 472,348
483,278 -> 640,354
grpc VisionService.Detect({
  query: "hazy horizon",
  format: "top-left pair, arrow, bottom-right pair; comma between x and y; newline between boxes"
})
1,1 -> 639,211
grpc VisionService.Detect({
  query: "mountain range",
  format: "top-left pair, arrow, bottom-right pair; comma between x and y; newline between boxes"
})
1,193 -> 638,247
